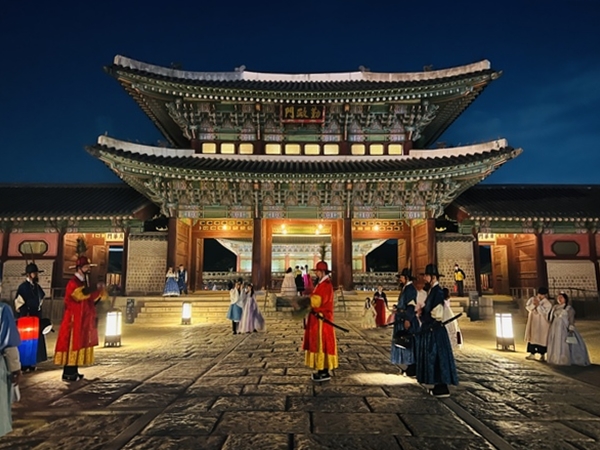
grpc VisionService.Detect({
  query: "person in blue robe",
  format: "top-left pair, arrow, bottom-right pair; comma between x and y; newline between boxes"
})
415,264 -> 458,398
1,301 -> 21,437
390,268 -> 419,376
14,263 -> 47,371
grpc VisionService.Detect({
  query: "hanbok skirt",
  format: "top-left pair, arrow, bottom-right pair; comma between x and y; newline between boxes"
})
226,304 -> 243,322
547,325 -> 590,366
163,278 -> 180,296
415,323 -> 459,386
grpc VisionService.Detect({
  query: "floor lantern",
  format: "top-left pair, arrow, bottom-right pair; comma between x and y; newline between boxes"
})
105,309 -> 122,347
495,313 -> 515,351
181,301 -> 192,325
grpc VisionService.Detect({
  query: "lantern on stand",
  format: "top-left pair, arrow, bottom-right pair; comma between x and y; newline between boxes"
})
495,313 -> 515,351
105,309 -> 122,347
181,302 -> 192,325
16,316 -> 39,367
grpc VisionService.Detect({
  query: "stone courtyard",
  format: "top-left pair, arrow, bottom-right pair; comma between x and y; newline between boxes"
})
3,313 -> 600,450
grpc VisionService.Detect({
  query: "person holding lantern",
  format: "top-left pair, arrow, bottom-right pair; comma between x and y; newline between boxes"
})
14,262 -> 48,372
54,256 -> 107,381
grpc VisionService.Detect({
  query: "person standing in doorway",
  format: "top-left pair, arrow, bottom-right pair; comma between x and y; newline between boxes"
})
14,263 -> 48,372
177,264 -> 188,295
54,256 -> 107,382
524,287 -> 552,362
453,263 -> 466,297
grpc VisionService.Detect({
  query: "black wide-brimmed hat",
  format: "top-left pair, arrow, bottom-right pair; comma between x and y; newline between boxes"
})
22,263 -> 44,276
397,268 -> 414,280
421,264 -> 444,277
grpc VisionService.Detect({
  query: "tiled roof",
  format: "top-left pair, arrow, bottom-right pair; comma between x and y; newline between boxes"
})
453,185 -> 600,219
0,184 -> 154,219
88,144 -> 518,176
109,56 -> 496,92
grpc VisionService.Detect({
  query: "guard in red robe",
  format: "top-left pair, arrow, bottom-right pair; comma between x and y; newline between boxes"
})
303,261 -> 338,382
54,256 -> 107,381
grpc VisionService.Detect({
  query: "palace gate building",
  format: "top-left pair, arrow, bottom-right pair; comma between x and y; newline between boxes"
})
1,56 -> 599,300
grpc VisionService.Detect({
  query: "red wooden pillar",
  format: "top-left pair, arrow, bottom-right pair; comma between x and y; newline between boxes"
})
535,232 -> 548,288
342,218 -> 353,290
472,232 -> 482,295
251,218 -> 262,289
167,218 -> 178,269
121,227 -> 130,295
191,236 -> 204,292
51,228 -> 66,294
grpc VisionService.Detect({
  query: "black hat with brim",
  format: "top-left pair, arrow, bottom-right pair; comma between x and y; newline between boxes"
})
22,263 -> 44,276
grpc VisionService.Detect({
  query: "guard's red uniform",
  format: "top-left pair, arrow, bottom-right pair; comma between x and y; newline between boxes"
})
302,274 -> 338,371
54,274 -> 106,367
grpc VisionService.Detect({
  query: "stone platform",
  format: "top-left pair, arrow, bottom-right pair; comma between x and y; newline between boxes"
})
3,314 -> 600,449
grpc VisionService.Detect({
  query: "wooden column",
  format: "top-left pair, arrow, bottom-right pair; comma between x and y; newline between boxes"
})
535,232 -> 548,288
472,233 -> 482,295
263,220 -> 272,290
120,227 -> 130,295
51,228 -> 66,293
0,226 -> 11,265
167,218 -> 178,269
588,232 -> 600,292
251,218 -> 262,289
191,236 -> 204,292
330,220 -> 342,288
342,218 -> 353,290
427,218 -> 436,264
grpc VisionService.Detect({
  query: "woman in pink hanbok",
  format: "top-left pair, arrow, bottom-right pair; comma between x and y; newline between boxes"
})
302,265 -> 314,295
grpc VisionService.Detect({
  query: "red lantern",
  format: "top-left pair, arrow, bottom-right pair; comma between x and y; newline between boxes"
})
17,316 -> 39,340
17,316 -> 39,367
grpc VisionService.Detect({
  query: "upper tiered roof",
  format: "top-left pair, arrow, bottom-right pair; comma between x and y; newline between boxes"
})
107,56 -> 501,149
89,136 -> 519,180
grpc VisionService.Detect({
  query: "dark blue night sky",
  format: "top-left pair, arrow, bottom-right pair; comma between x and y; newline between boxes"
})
1,1 -> 599,184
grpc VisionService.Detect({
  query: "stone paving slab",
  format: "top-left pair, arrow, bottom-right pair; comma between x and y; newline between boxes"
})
4,317 -> 600,450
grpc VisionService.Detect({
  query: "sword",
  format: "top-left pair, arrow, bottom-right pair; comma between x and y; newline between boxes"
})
310,311 -> 350,333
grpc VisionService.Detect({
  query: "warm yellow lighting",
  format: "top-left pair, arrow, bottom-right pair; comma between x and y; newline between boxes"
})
181,302 -> 192,325
222,224 -> 228,230
374,225 -> 380,231
495,313 -> 515,351
105,309 -> 122,347
318,224 -> 323,229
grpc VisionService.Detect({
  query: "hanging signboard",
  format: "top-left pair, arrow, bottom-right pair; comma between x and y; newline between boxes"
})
280,105 -> 325,123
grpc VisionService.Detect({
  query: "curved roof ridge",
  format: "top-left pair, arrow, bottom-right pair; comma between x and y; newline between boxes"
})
97,136 -> 510,161
113,55 -> 492,83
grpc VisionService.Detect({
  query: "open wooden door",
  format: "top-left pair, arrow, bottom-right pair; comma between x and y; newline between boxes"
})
492,245 -> 509,295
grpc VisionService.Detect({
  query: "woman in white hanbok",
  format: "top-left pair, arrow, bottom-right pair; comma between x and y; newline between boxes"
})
238,284 -> 266,333
547,292 -> 590,366
280,267 -> 297,298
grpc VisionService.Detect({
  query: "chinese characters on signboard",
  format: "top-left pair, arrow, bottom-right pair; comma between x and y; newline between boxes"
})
280,105 -> 325,123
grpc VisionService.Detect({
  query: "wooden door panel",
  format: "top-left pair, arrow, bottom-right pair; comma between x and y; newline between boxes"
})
492,245 -> 509,294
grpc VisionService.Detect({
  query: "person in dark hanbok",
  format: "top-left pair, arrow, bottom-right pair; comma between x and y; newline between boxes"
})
415,264 -> 458,398
14,263 -> 48,372
390,268 -> 418,377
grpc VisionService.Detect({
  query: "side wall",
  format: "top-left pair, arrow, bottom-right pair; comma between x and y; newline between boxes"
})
126,233 -> 168,295
436,237 -> 476,294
